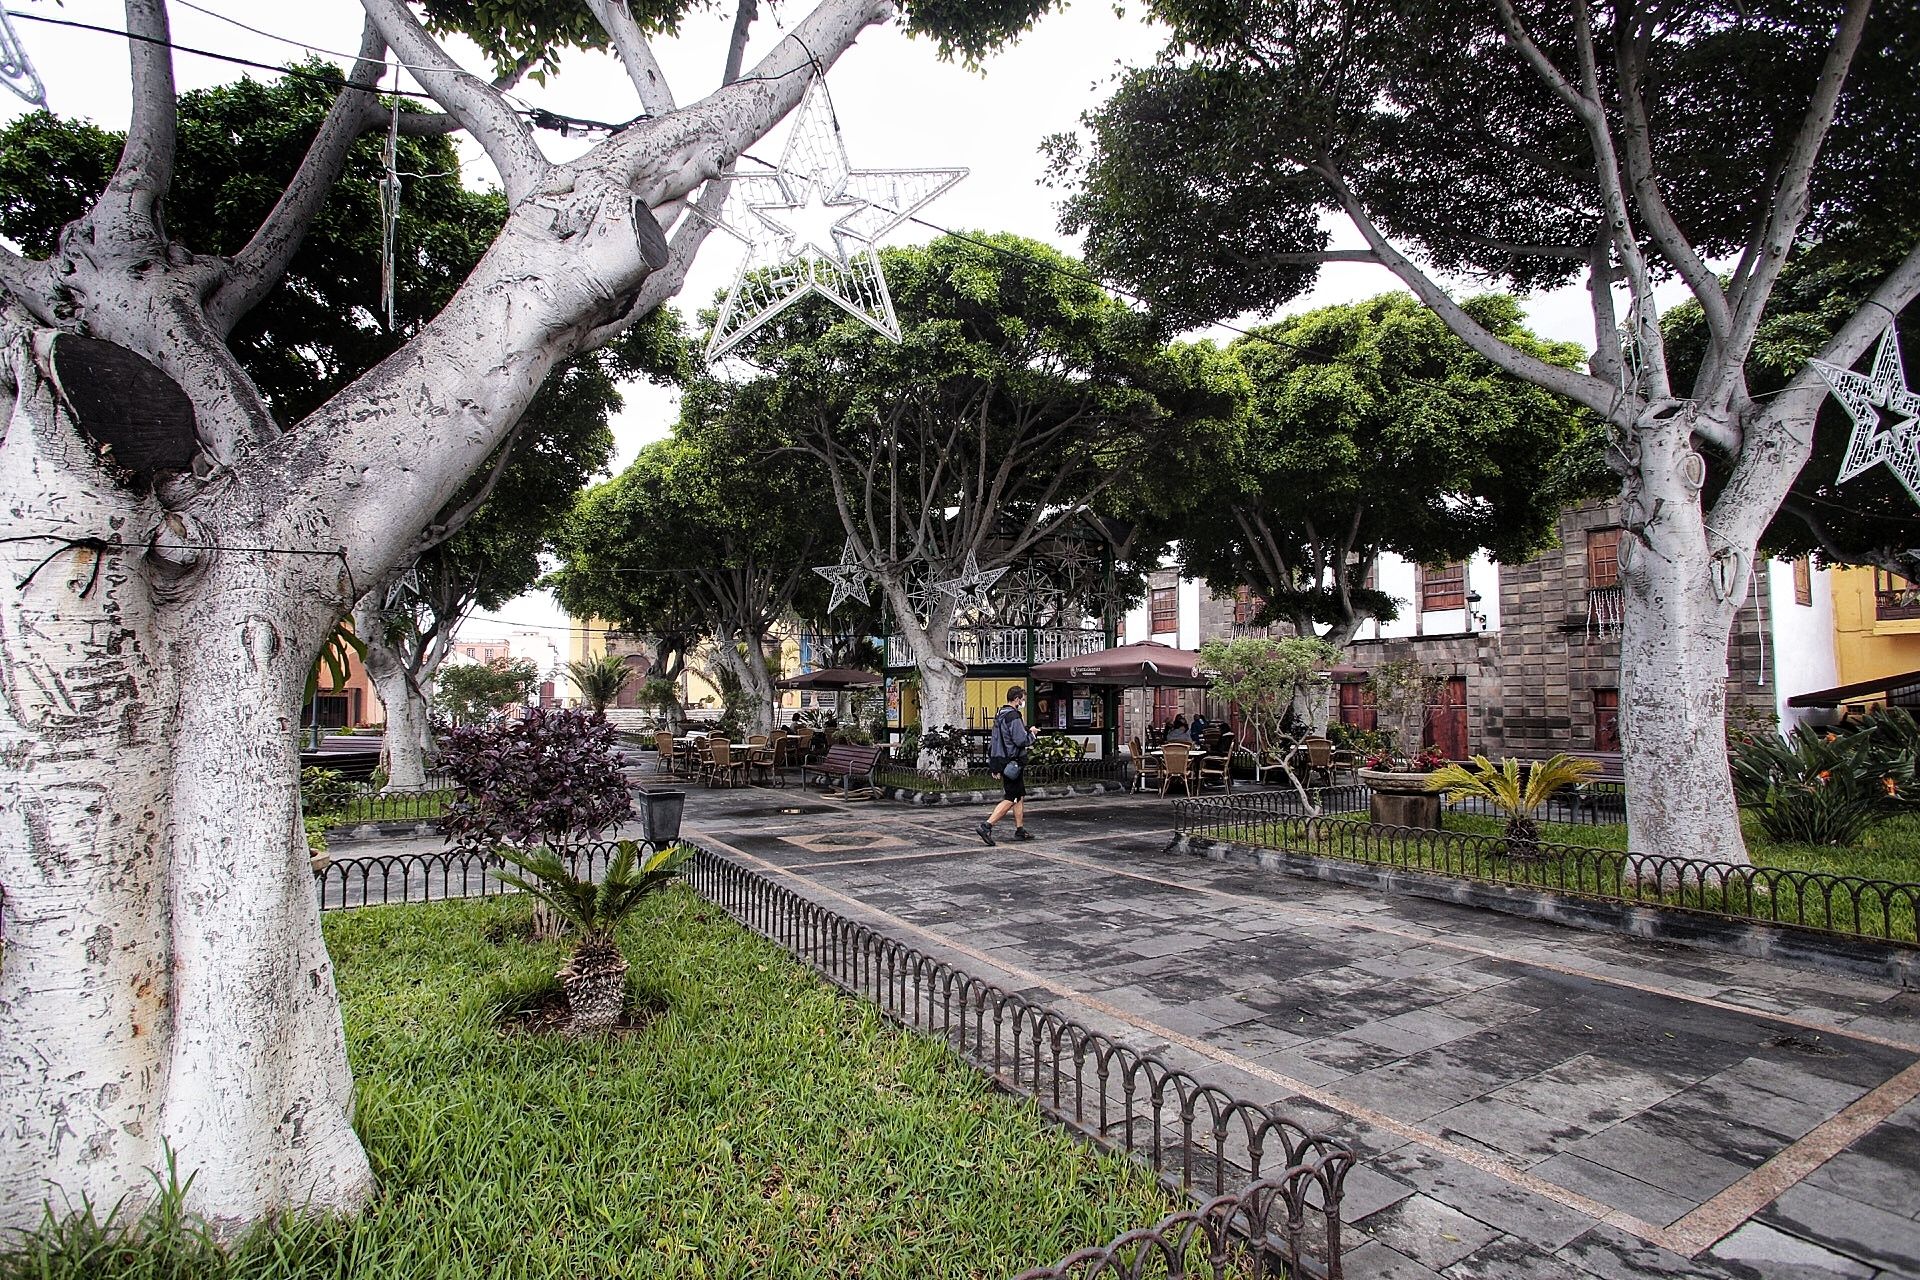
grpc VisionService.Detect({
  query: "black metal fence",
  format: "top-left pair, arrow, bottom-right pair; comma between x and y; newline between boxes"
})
329,778 -> 456,827
1444,780 -> 1628,826
875,754 -> 1127,793
313,843 -> 631,910
1013,1175 -> 1328,1279
684,847 -> 1352,1278
1173,793 -> 1920,946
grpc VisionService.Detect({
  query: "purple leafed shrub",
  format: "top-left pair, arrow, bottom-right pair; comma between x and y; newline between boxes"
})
439,708 -> 633,856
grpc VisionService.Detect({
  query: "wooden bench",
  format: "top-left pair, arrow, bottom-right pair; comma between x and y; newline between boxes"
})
803,744 -> 888,799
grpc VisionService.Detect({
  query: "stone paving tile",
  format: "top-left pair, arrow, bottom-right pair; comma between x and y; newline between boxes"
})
1760,1182 -> 1920,1276
1556,1118 -> 1753,1201
1371,1146 -> 1598,1253
1354,1192 -> 1504,1272
1426,1095 -> 1600,1167
1553,1222 -> 1730,1279
1443,1235 -> 1597,1279
1704,1221 -> 1878,1279
1485,1056 -> 1691,1128
1530,1153 -> 1696,1227
1341,1239 -> 1447,1279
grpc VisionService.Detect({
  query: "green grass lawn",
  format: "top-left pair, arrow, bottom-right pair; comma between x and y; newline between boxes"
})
1240,808 -> 1920,943
3,891 -> 1182,1279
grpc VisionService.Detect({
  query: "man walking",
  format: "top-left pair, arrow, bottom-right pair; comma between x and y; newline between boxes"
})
978,686 -> 1034,846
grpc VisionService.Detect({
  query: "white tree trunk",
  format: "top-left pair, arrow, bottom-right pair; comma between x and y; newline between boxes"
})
0,351 -> 371,1235
369,659 -> 433,790
1616,414 -> 1751,871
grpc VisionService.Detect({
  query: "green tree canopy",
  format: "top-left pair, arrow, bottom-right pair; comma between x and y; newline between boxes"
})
1167,294 -> 1599,640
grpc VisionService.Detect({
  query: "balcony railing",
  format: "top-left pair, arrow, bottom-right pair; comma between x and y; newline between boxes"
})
1877,582 -> 1920,621
884,626 -> 1107,668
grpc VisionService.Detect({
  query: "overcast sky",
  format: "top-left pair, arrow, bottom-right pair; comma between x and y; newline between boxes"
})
2,0 -> 1629,642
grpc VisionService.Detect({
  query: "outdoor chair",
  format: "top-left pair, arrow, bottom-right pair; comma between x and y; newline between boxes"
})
1198,735 -> 1235,792
652,730 -> 676,775
1128,736 -> 1157,794
747,735 -> 783,786
1158,743 -> 1193,797
1300,736 -> 1335,788
704,739 -> 746,788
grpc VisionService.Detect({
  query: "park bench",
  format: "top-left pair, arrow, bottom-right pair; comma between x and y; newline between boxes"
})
804,744 -> 888,800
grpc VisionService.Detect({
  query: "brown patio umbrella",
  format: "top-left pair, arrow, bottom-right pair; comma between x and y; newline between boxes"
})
1027,641 -> 1211,688
774,667 -> 883,690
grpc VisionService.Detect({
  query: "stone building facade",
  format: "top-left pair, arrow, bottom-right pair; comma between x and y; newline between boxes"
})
1119,501 -> 1792,757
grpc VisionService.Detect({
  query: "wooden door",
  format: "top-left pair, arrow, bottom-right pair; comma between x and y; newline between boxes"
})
1423,677 -> 1468,760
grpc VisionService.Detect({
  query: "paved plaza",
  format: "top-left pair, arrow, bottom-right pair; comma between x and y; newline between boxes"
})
666,786 -> 1920,1280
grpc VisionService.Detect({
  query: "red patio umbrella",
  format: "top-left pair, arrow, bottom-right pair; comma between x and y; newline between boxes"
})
1027,641 -> 1211,688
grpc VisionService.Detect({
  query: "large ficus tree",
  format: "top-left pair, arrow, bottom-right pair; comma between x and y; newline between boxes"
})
1168,294 -> 1598,644
722,232 -> 1216,762
1051,0 -> 1920,868
0,0 -> 1052,1235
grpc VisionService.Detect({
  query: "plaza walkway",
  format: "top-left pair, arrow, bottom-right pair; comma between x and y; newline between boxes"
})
668,786 -> 1920,1280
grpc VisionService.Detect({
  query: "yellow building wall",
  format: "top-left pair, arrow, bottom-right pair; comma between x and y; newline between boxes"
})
1831,566 -> 1920,685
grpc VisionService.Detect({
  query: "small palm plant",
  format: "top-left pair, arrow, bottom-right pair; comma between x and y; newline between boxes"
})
566,652 -> 635,714
1426,754 -> 1601,859
491,840 -> 691,1033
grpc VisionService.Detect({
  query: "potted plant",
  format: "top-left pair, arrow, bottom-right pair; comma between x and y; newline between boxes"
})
1426,754 -> 1600,858
491,840 -> 690,1033
1357,744 -> 1449,828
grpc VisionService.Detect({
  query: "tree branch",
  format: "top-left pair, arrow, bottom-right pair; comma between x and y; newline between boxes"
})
1318,162 -> 1622,419
212,17 -> 389,335
359,0 -> 549,204
409,415 -> 531,559
1716,0 -> 1874,397
1616,18 -> 1732,353
586,0 -> 676,117
724,0 -> 760,85
90,0 -> 177,249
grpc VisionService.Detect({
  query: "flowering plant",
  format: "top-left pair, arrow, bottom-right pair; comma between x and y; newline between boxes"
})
1363,744 -> 1448,773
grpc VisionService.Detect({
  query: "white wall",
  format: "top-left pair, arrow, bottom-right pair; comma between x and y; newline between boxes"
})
1361,552 -> 1500,640
1767,559 -> 1837,730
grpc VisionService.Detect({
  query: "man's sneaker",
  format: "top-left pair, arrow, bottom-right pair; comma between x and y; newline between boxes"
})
1013,827 -> 1034,841
976,821 -> 996,847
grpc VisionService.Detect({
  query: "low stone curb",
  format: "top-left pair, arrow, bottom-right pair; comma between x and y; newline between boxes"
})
883,781 -> 1123,806
1172,833 -> 1920,990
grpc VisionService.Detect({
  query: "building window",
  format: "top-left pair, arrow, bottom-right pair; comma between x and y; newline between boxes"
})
1594,688 -> 1620,752
1876,569 -> 1920,621
1793,557 -> 1812,607
1337,681 -> 1377,731
1419,562 -> 1466,612
1150,586 -> 1178,633
1587,528 -> 1622,590
1232,585 -> 1266,627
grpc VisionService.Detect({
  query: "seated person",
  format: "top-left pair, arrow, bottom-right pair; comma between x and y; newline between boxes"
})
1161,714 -> 1195,745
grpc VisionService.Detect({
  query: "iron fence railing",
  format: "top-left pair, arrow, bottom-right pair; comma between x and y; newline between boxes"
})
313,843 -> 632,910
325,778 -> 456,827
683,847 -> 1351,1278
1013,1176 -> 1327,1280
314,841 -> 1354,1276
1173,794 -> 1920,946
1444,781 -> 1627,826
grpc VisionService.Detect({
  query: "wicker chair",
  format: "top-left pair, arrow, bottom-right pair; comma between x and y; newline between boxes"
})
1159,743 -> 1193,797
653,729 -> 677,775
1129,736 -> 1158,794
1198,734 -> 1236,792
704,738 -> 746,788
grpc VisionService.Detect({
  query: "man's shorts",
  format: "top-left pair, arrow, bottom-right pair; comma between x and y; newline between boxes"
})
995,759 -> 1025,801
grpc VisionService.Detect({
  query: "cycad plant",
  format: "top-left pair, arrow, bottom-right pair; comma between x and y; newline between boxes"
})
1427,754 -> 1601,859
491,840 -> 691,1033
566,652 -> 635,714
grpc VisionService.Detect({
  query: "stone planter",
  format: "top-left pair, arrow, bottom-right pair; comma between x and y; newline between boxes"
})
1357,768 -> 1441,830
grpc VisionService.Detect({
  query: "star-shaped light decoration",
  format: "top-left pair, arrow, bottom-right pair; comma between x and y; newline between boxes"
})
933,552 -> 1008,618
998,567 -> 1060,627
0,9 -> 45,108
812,540 -> 872,614
383,562 -> 424,611
701,78 -> 966,362
902,565 -> 940,623
1812,323 -> 1920,504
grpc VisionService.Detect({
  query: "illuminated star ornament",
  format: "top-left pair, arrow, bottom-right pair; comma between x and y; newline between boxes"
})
1812,322 -> 1920,505
701,78 -> 966,361
812,541 -> 872,614
934,553 -> 1008,617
